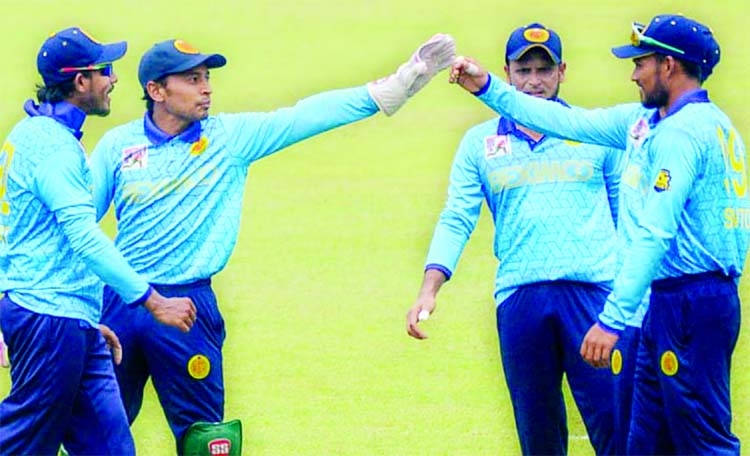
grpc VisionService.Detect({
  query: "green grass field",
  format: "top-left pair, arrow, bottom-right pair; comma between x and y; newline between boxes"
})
1,0 -> 749,454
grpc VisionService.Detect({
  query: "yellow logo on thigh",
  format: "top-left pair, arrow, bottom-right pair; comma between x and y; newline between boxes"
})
660,350 -> 679,376
611,349 -> 623,375
188,354 -> 211,380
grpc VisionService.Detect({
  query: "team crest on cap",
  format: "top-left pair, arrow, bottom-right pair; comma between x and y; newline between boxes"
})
208,438 -> 232,456
523,28 -> 550,43
121,145 -> 149,171
174,40 -> 200,54
660,350 -> 679,376
188,354 -> 211,379
484,135 -> 511,159
610,349 -> 623,375
654,169 -> 671,192
190,136 -> 209,155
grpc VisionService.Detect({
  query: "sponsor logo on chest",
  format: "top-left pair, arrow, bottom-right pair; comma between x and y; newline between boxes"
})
121,144 -> 149,171
629,118 -> 650,149
484,135 -> 512,159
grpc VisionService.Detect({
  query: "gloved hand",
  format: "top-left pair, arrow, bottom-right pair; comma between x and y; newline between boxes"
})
367,33 -> 456,116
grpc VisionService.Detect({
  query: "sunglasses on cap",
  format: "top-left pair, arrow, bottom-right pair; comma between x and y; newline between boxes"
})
59,62 -> 114,77
630,22 -> 685,55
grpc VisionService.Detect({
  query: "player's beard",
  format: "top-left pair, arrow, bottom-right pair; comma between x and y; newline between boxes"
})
81,88 -> 112,117
640,76 -> 669,109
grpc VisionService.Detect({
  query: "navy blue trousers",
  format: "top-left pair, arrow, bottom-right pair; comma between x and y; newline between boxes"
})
101,280 -> 226,453
628,272 -> 740,455
0,295 -> 134,455
497,281 -> 615,455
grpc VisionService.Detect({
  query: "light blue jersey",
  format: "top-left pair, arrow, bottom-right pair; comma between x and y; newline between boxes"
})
425,110 -> 623,306
0,102 -> 151,327
91,86 -> 377,284
476,75 -> 750,330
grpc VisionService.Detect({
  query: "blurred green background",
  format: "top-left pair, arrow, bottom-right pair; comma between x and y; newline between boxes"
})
0,0 -> 748,454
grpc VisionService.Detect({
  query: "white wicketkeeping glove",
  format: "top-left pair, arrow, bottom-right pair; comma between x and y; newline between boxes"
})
367,33 -> 456,116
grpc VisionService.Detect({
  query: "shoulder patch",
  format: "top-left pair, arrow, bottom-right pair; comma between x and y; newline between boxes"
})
654,169 -> 671,192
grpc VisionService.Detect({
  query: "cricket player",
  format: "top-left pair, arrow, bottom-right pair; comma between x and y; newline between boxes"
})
0,27 -> 196,455
406,24 -> 621,455
451,13 -> 748,454
89,34 -> 456,452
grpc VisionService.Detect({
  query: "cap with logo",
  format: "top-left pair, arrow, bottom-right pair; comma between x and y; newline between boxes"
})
138,39 -> 227,88
611,14 -> 720,81
37,27 -> 127,86
506,23 -> 562,64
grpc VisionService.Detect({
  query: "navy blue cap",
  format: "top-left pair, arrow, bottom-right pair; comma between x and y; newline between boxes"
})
506,23 -> 562,64
138,39 -> 227,88
37,27 -> 127,85
612,14 -> 720,80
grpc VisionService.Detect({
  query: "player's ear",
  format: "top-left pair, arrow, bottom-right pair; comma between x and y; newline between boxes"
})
73,72 -> 92,94
558,61 -> 567,83
664,55 -> 681,79
145,80 -> 166,103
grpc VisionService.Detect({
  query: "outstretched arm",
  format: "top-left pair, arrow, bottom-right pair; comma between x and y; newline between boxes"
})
449,56 -> 632,150
227,34 -> 456,165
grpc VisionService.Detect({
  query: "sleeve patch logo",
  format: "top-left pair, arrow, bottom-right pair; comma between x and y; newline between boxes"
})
187,354 -> 211,380
484,135 -> 512,159
660,350 -> 679,376
121,145 -> 149,171
654,169 -> 671,192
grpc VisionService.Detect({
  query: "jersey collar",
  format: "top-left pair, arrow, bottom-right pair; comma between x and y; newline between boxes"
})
497,96 -> 570,148
23,100 -> 86,140
664,88 -> 710,118
143,112 -> 202,146
651,89 -> 710,126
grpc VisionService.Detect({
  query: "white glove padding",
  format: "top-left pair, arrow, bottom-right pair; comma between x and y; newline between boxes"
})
368,33 -> 456,116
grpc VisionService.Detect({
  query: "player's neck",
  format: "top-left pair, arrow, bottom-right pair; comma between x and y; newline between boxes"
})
664,78 -> 703,114
518,125 -> 544,142
151,108 -> 192,137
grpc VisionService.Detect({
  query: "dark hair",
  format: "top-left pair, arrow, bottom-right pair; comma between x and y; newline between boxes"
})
35,72 -> 93,103
142,76 -> 167,113
655,54 -> 703,82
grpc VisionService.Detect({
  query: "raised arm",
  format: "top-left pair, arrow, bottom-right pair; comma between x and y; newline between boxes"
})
451,57 -> 633,150
224,34 -> 456,165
